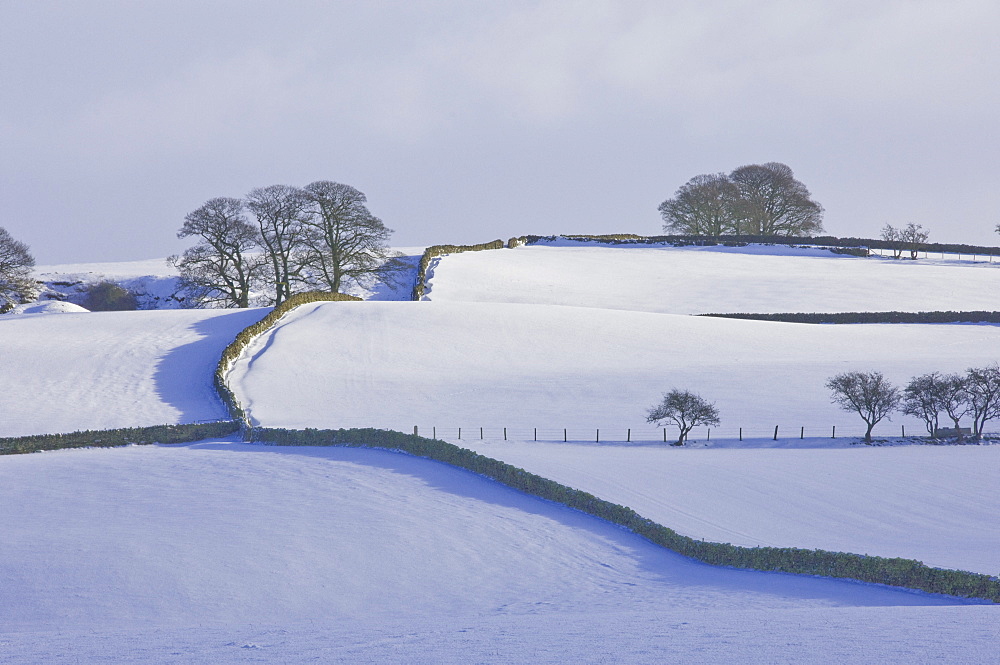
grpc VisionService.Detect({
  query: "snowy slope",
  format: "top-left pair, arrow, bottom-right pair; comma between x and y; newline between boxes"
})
0,442 -> 992,664
424,243 -> 1000,314
230,300 -> 1000,436
458,441 -> 1000,576
0,307 -> 266,437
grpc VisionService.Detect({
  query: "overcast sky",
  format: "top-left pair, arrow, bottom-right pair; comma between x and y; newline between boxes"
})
2,1 -> 998,263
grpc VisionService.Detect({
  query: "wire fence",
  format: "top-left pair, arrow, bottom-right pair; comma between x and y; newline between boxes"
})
868,247 -> 997,263
407,424 -> 998,444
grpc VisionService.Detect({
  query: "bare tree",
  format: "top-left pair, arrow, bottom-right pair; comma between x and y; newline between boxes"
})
0,226 -> 37,312
880,224 -> 905,259
300,181 -> 404,293
900,223 -> 929,259
245,184 -> 310,305
646,389 -> 720,446
728,162 -> 824,236
169,198 -> 265,308
964,364 -> 1000,441
826,371 -> 900,443
902,372 -> 947,436
936,373 -> 970,442
658,173 -> 738,236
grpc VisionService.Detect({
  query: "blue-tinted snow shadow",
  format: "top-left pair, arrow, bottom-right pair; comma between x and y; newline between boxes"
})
365,254 -> 421,301
151,309 -> 270,422
181,439 -> 982,608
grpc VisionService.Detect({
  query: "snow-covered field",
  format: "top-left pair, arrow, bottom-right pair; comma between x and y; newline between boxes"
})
425,242 -> 1000,314
0,307 -> 266,437
230,299 -> 1000,437
3,243 -> 1000,662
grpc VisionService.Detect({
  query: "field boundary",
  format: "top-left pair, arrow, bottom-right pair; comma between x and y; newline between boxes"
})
0,422 -> 240,455
699,311 -> 1000,324
521,233 -> 1000,256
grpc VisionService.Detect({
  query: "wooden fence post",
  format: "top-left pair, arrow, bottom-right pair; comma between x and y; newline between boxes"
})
433,426 -> 436,440
773,425 -> 779,440
534,427 -> 537,441
458,427 -> 461,440
663,428 -> 666,442
414,426 -> 418,436
707,428 -> 710,441
627,428 -> 630,442
832,425 -> 836,439
739,427 -> 742,441
564,428 -> 567,442
800,426 -> 804,439
480,427 -> 483,440
504,427 -> 507,441
596,429 -> 600,443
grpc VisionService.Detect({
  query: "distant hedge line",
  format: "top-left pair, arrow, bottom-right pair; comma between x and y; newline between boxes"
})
700,311 -> 1000,325
411,239 -> 519,300
522,233 -> 1000,256
0,422 -> 240,456
253,426 -> 1000,603
215,291 -> 362,425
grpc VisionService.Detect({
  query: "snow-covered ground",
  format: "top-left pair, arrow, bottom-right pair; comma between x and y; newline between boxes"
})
424,242 -> 1000,314
0,442 -> 994,664
230,300 -> 1000,437
0,307 -> 266,437
3,244 -> 1000,662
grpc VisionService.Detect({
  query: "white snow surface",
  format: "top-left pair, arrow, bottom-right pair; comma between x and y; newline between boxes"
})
424,243 -> 1000,314
0,442 -> 993,664
4,245 -> 1000,662
231,300 -> 1000,437
0,307 -> 266,437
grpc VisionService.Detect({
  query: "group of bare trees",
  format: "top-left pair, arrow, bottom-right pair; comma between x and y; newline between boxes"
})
170,181 -> 405,308
0,226 -> 36,312
880,223 -> 929,259
827,367 -> 1000,443
658,162 -> 824,237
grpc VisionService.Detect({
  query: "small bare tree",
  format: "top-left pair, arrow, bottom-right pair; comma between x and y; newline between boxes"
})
902,372 -> 947,436
937,373 -> 971,441
169,198 -> 265,308
646,389 -> 720,446
880,224 -> 905,259
965,364 -> 1000,441
900,223 -> 929,259
826,371 -> 900,443
0,226 -> 37,312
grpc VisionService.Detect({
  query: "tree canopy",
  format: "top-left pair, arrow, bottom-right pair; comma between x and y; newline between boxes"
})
659,162 -> 824,237
0,226 -> 37,312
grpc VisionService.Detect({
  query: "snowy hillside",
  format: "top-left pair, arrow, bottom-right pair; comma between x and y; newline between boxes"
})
0,307 -> 266,437
424,242 -> 1000,314
3,244 -> 1000,662
230,300 -> 1000,437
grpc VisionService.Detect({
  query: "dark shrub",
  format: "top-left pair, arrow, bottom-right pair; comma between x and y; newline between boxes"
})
82,281 -> 138,311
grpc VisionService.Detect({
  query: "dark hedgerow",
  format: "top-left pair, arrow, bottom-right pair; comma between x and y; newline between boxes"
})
411,240 -> 509,300
699,311 -> 1000,324
0,421 -> 240,455
252,426 -> 1000,603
